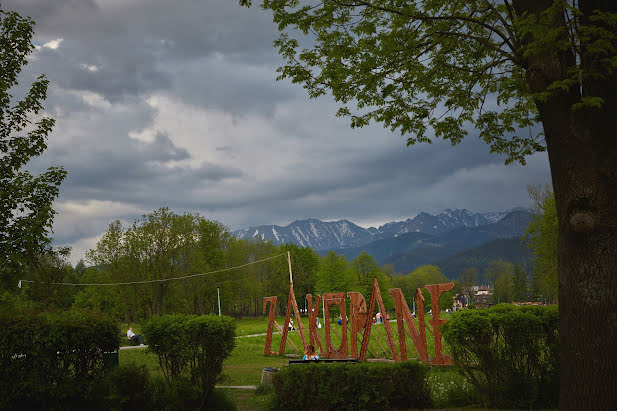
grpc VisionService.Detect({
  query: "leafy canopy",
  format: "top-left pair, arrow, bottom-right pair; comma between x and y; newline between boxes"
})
0,9 -> 66,283
241,0 -> 617,164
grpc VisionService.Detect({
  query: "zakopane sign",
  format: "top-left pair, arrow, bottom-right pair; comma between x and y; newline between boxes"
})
263,277 -> 454,365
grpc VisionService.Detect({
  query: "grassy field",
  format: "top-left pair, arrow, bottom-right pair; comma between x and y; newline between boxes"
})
118,314 -> 468,409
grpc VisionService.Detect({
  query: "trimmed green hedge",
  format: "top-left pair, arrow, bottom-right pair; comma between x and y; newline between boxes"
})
143,314 -> 236,407
0,310 -> 119,410
272,361 -> 431,410
442,304 -> 559,408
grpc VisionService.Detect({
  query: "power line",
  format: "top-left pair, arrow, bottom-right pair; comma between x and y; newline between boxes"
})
18,253 -> 287,287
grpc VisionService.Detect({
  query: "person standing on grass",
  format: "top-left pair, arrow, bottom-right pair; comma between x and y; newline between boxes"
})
127,327 -> 144,345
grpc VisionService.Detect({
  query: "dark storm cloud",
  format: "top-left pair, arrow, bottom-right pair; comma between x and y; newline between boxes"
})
4,0 -> 280,103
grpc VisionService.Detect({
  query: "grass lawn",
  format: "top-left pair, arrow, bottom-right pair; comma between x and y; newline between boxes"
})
119,315 -> 446,384
118,314 -> 471,409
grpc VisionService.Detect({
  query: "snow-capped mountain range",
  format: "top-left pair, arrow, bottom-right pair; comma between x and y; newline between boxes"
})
233,208 -> 529,250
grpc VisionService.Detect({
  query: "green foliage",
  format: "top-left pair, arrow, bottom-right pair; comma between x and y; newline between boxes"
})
147,376 -> 202,411
458,267 -> 478,304
484,259 -> 513,285
241,0 -> 553,164
427,366 -> 479,408
391,265 -> 449,311
72,268 -> 124,319
105,363 -> 150,409
0,309 -> 119,409
512,264 -> 529,302
442,304 -> 559,408
272,361 -> 431,410
315,250 -> 356,293
22,247 -> 78,310
242,1 -> 617,165
524,184 -> 558,302
494,271 -> 514,303
351,251 -> 393,310
143,314 -> 237,406
0,8 -> 66,288
435,238 -> 533,279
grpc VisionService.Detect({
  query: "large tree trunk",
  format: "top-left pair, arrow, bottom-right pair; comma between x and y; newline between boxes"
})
515,0 -> 617,408
541,87 -> 617,410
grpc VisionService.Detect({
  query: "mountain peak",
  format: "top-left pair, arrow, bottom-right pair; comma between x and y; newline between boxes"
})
233,208 -> 531,250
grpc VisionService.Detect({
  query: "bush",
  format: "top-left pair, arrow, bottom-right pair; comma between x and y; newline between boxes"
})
148,376 -> 203,411
441,304 -> 559,408
0,309 -> 119,410
105,363 -> 150,409
272,361 -> 431,410
143,314 -> 236,407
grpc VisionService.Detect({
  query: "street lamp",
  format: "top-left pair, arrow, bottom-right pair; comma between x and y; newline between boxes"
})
216,283 -> 221,316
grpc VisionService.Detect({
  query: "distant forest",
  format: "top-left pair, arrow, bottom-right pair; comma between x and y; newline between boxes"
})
8,207 -> 544,323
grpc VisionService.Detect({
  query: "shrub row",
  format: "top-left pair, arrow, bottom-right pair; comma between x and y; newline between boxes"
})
271,361 -> 431,410
105,363 -> 236,411
442,304 -> 559,408
0,310 -> 119,410
143,314 -> 236,407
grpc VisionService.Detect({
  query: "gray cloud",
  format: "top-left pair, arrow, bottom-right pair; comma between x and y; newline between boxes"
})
2,0 -> 552,263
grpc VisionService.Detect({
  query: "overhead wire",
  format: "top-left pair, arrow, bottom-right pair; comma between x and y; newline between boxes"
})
18,253 -> 287,287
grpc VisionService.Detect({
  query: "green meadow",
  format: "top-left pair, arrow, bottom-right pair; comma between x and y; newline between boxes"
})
118,315 -> 472,409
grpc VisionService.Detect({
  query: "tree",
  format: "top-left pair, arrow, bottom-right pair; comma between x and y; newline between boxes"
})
494,271 -> 514,303
242,1 -> 617,405
484,260 -> 514,286
458,267 -> 478,306
524,184 -> 558,303
24,246 -> 74,310
124,208 -> 201,317
315,251 -> 355,294
512,264 -> 529,302
351,251 -> 393,309
391,264 -> 450,311
280,243 -> 320,309
86,220 -> 136,322
0,8 -> 66,287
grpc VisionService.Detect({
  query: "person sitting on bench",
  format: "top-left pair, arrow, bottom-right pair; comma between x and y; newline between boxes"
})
302,344 -> 320,360
127,327 -> 144,346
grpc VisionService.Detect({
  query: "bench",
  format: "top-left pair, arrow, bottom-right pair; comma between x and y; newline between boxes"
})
288,358 -> 358,365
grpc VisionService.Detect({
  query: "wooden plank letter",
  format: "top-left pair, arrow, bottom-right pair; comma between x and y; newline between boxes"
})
388,288 -> 428,363
323,292 -> 348,359
359,277 -> 399,361
306,294 -> 324,353
425,282 -> 454,365
347,291 -> 368,359
279,283 -> 308,355
263,296 -> 278,356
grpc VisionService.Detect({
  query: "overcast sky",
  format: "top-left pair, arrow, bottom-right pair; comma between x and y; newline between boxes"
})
5,0 -> 551,264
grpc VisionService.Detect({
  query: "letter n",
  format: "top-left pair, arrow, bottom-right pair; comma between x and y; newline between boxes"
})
388,288 -> 428,363
425,282 -> 454,365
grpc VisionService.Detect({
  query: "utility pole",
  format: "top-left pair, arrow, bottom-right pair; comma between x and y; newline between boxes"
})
216,283 -> 221,316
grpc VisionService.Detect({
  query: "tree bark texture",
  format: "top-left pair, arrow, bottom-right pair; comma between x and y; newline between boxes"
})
515,0 -> 617,408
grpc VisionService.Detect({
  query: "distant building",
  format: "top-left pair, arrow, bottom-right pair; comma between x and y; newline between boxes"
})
473,285 -> 493,309
452,294 -> 467,311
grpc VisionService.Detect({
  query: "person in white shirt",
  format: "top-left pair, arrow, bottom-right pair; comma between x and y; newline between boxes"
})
127,327 -> 144,345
